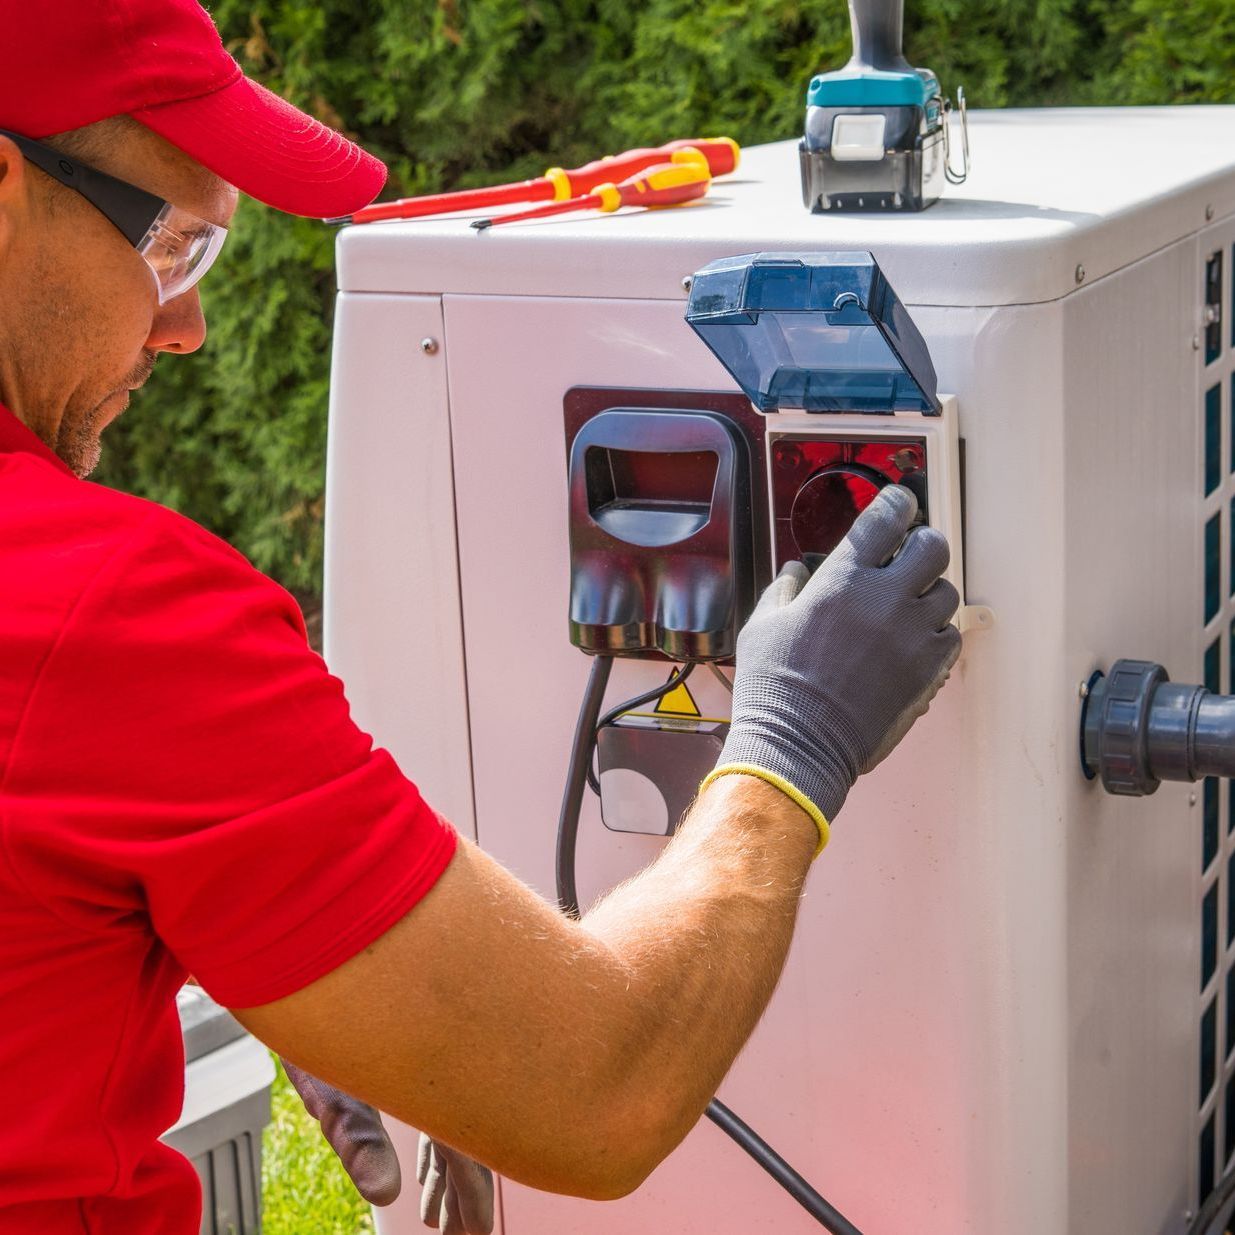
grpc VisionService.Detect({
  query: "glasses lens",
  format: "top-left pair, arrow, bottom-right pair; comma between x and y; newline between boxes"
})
137,203 -> 228,304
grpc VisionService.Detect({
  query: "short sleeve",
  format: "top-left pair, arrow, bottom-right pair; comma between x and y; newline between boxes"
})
3,509 -> 457,1008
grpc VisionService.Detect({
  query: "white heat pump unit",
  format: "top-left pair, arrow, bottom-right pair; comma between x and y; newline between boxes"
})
323,107 -> 1235,1235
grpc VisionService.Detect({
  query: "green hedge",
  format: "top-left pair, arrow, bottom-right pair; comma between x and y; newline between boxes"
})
96,0 -> 1235,596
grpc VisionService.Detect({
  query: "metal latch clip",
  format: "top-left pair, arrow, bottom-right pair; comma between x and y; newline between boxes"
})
943,87 -> 970,186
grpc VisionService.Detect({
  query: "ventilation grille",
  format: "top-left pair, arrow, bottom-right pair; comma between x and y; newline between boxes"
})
1199,242 -> 1235,1209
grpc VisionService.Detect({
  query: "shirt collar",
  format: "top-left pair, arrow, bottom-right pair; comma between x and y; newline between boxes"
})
0,403 -> 75,477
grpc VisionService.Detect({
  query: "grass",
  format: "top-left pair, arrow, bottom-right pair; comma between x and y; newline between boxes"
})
262,1057 -> 375,1235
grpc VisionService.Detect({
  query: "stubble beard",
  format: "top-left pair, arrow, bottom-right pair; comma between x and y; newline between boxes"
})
56,351 -> 155,478
56,396 -> 114,478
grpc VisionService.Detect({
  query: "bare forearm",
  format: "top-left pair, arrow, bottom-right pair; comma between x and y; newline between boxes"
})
233,777 -> 819,1199
579,773 -> 818,1156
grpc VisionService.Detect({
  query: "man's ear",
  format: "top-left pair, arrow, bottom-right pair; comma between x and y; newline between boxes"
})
0,135 -> 30,254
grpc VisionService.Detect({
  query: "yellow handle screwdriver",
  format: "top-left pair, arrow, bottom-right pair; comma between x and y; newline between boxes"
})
471,158 -> 712,230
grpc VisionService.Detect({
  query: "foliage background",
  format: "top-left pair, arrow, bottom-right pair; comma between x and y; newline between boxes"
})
95,0 -> 1235,597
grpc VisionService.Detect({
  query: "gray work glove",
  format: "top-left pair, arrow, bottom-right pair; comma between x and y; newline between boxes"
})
712,485 -> 961,843
282,1060 -> 494,1232
281,1059 -> 402,1206
417,1132 -> 495,1234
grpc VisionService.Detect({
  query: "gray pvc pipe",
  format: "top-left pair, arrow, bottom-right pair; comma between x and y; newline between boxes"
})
1190,693 -> 1235,780
1144,682 -> 1206,783
1083,662 -> 1235,793
1130,681 -> 1235,787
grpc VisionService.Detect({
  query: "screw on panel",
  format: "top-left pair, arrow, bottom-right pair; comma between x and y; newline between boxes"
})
1194,335 -> 1203,351
1190,792 -> 1198,807
1074,264 -> 1085,284
1078,680 -> 1090,700
420,337 -> 439,355
681,276 -> 693,292
1207,203 -> 1216,221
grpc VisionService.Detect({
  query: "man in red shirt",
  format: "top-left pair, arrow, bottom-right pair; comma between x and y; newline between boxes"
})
0,3 -> 962,1234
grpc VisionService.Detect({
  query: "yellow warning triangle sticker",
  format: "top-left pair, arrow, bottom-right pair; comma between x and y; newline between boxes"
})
655,675 -> 701,717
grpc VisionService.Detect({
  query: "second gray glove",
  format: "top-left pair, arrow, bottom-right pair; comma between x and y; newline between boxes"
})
281,1059 -> 402,1205
417,1132 -> 495,1235
706,485 -> 961,848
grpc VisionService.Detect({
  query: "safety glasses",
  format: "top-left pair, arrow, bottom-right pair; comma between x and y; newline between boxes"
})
1,128 -> 227,304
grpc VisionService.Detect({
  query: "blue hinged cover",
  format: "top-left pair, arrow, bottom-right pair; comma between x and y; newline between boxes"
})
685,251 -> 941,415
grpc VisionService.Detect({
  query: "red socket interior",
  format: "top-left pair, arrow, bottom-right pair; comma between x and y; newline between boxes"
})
770,436 -> 926,568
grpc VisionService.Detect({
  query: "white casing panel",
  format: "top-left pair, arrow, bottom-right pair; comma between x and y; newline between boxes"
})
324,293 -> 475,836
322,110 -> 1235,1234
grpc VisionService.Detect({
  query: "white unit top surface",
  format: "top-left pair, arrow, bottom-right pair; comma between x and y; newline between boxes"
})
336,106 -> 1235,307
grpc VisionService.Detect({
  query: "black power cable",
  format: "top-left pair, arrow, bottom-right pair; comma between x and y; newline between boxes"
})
556,654 -> 613,919
584,662 -> 697,796
556,657 -> 866,1235
706,1100 -> 865,1235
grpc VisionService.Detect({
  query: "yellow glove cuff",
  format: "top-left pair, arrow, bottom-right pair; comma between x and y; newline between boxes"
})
699,764 -> 830,859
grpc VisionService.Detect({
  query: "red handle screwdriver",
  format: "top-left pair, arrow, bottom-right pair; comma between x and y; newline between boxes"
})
327,137 -> 738,225
470,159 -> 712,230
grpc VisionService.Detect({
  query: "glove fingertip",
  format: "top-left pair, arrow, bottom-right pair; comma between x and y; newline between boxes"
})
420,1181 -> 445,1229
944,627 -> 963,668
417,1133 -> 432,1186
462,1164 -> 496,1234
346,1140 -> 403,1206
895,525 -> 951,588
362,1172 -> 403,1208
775,560 -> 810,606
750,560 -> 808,619
845,484 -> 918,566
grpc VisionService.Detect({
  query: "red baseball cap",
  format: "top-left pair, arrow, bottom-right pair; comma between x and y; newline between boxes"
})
2,0 -> 386,218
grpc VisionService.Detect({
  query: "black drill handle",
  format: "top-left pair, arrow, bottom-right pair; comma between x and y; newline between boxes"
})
847,0 -> 912,73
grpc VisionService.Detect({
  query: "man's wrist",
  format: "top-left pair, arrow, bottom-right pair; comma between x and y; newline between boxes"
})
714,721 -> 851,843
697,766 -> 827,858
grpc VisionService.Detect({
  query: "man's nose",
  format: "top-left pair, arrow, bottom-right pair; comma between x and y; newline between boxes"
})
146,286 -> 207,355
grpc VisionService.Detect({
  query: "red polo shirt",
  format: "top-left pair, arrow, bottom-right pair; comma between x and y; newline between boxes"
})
0,405 -> 457,1233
